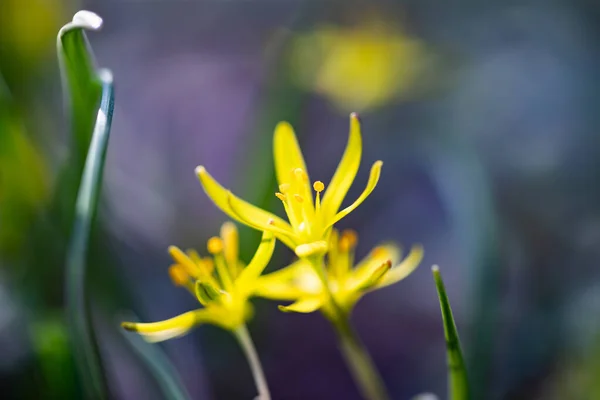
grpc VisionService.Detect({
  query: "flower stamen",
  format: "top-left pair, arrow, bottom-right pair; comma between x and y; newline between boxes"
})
207,237 -> 234,291
275,192 -> 286,201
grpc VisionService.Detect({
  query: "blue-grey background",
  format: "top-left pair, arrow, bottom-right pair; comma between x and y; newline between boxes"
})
1,1 -> 600,399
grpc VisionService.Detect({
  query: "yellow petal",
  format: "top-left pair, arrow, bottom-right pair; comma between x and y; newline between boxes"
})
278,297 -> 323,313
227,192 -> 297,249
377,245 -> 423,288
121,309 -> 220,343
328,160 -> 383,227
196,166 -> 295,246
236,231 -> 276,288
320,113 -> 362,221
253,260 -> 320,300
253,278 -> 307,300
353,243 -> 401,281
273,121 -> 310,188
355,260 -> 391,291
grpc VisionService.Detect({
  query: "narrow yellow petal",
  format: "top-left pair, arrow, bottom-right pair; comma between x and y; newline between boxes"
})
353,243 -> 401,282
273,122 -> 309,188
236,231 -> 276,288
121,309 -> 220,343
253,260 -> 320,300
321,113 -> 362,221
327,160 -> 383,227
227,193 -> 297,249
377,245 -> 424,288
278,297 -> 323,313
197,166 -> 295,246
355,260 -> 391,291
254,281 -> 307,300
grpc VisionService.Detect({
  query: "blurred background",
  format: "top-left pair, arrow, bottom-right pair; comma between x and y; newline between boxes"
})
2,0 -> 600,399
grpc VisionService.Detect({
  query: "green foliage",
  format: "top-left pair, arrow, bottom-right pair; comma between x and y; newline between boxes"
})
58,11 -> 114,399
432,266 -> 470,400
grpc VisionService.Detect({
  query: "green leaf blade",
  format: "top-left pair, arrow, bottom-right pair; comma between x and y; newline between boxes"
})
432,266 -> 470,400
57,10 -> 104,165
59,11 -> 114,399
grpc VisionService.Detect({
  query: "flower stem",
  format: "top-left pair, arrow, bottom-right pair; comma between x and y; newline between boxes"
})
331,313 -> 390,400
307,255 -> 389,400
233,324 -> 271,400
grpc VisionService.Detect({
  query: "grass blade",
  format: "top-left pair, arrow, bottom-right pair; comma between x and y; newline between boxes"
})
64,69 -> 114,399
432,266 -> 470,400
59,11 -> 114,399
120,315 -> 192,400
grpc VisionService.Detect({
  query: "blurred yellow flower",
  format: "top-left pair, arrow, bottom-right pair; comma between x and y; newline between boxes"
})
122,222 -> 275,341
197,114 -> 382,259
254,229 -> 423,317
290,19 -> 425,112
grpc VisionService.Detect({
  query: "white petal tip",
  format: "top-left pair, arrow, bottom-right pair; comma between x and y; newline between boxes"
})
431,265 -> 439,272
72,10 -> 103,30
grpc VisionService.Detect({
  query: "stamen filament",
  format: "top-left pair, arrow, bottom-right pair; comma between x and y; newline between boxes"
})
276,191 -> 301,229
207,237 -> 234,292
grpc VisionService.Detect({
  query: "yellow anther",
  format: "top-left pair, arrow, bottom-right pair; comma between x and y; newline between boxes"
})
168,265 -> 189,286
339,229 -> 358,251
279,183 -> 290,193
275,192 -> 286,201
293,194 -> 304,203
313,181 -> 325,192
294,168 -> 307,180
207,237 -> 224,254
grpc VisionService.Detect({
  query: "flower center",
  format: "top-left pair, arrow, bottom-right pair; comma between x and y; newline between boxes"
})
274,167 -> 326,242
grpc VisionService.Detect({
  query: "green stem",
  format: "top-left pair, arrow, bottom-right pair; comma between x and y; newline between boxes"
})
233,324 -> 271,400
307,255 -> 389,400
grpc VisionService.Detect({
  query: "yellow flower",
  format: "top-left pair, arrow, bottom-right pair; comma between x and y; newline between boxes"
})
253,229 -> 423,317
121,222 -> 275,341
289,19 -> 426,112
196,114 -> 382,258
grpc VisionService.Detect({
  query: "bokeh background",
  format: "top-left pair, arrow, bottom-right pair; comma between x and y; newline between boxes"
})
2,0 -> 600,399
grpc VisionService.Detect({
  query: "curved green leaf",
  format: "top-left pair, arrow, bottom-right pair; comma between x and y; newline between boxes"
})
57,10 -> 103,165
59,11 -> 114,399
432,266 -> 470,400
